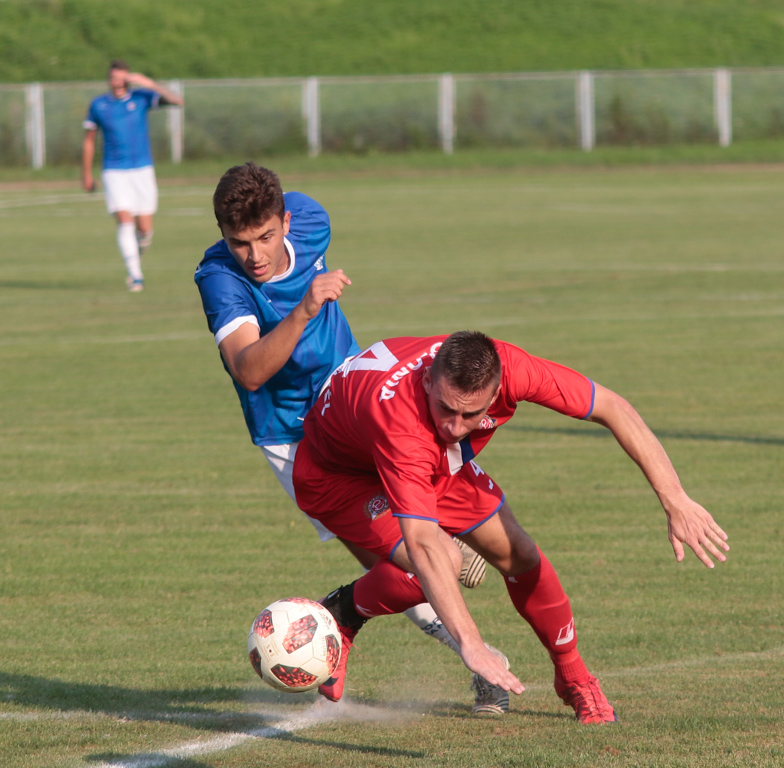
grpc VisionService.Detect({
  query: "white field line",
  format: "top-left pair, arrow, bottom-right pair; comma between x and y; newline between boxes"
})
0,332 -> 206,348
1,306 -> 784,350
0,645 -> 779,766
0,188 -> 208,211
91,713 -> 314,768
87,699 -> 405,768
0,193 -> 100,209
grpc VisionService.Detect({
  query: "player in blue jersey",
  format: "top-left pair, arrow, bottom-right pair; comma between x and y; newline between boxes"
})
82,59 -> 184,292
196,163 -> 504,713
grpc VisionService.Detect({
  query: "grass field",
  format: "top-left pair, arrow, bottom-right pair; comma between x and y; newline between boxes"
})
1,163 -> 782,768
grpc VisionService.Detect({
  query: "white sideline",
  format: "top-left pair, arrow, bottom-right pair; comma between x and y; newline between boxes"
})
91,714 -> 310,768
88,699 -> 402,768
0,188 -> 207,211
1,306 -> 783,350
0,644 -> 769,766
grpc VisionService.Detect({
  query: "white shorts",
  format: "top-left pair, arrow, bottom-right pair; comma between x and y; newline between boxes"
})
102,166 -> 158,216
261,442 -> 337,543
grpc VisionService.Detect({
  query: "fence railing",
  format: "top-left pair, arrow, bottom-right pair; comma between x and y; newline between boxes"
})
2,67 -> 783,167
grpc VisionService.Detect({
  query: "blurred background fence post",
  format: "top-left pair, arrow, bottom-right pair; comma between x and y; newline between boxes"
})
439,73 -> 455,154
578,71 -> 595,151
715,68 -> 732,147
304,76 -> 321,157
25,82 -> 45,169
167,79 -> 184,164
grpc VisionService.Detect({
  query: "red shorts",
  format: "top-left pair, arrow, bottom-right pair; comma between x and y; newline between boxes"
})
293,436 -> 505,560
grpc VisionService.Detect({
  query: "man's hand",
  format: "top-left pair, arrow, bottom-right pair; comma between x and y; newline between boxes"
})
298,269 -> 352,320
81,129 -> 97,192
125,72 -> 156,90
588,384 -> 729,570
124,72 -> 184,106
461,642 -> 525,694
664,494 -> 729,569
82,172 -> 97,192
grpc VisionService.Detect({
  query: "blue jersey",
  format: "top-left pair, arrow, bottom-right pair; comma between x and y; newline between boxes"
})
195,192 -> 360,447
84,89 -> 159,170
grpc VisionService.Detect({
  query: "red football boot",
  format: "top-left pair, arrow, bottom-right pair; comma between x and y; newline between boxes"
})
318,582 -> 367,702
554,672 -> 619,724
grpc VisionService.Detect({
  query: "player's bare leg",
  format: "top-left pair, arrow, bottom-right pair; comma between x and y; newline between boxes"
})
462,501 -> 618,724
135,213 -> 154,256
115,210 -> 144,291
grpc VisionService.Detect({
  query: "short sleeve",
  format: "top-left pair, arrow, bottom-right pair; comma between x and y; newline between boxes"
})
499,343 -> 595,419
197,269 -> 260,347
138,89 -> 160,110
84,100 -> 99,130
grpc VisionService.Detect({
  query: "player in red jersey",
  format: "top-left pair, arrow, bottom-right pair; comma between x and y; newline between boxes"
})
293,331 -> 729,723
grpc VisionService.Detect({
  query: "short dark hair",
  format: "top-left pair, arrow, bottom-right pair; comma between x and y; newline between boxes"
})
430,331 -> 501,394
213,162 -> 286,231
109,59 -> 129,72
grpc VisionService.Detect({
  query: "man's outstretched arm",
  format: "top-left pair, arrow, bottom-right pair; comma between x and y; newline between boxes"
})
397,516 -> 524,693
587,383 -> 729,568
125,72 -> 184,106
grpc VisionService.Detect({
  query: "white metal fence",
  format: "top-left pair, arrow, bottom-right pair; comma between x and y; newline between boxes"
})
2,67 -> 784,167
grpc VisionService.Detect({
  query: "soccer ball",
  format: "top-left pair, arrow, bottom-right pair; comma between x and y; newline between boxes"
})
248,597 -> 342,692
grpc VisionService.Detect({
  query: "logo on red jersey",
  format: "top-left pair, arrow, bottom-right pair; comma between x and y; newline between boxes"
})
478,416 -> 497,430
365,493 -> 390,520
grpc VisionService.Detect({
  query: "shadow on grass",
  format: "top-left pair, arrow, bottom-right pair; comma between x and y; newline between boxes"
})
0,670 -> 291,729
87,734 -> 424,768
422,699 -> 572,722
508,423 -> 784,447
3,670 -> 428,765
271,731 -> 425,757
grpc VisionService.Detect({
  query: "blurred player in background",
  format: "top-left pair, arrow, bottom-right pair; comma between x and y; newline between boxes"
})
293,331 -> 730,722
194,163 -> 505,715
82,59 -> 184,292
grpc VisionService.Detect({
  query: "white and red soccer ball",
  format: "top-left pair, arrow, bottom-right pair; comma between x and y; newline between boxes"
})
248,597 -> 342,692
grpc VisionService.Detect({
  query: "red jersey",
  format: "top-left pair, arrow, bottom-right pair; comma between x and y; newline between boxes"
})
302,336 -> 595,524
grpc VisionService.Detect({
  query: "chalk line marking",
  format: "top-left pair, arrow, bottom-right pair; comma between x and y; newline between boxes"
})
0,645 -> 780,765
0,187 -> 208,211
4,305 -> 783,350
88,699 -> 407,768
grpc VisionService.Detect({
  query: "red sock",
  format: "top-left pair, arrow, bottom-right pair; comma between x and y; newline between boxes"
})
352,559 -> 426,618
505,548 -> 590,684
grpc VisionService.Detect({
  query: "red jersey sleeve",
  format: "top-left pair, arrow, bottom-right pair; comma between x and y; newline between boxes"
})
496,342 -> 595,419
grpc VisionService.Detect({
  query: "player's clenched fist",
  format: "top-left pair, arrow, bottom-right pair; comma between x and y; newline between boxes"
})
300,269 -> 352,319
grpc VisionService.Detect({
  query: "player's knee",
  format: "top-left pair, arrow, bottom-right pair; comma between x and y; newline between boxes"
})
494,537 -> 539,577
510,541 -> 540,575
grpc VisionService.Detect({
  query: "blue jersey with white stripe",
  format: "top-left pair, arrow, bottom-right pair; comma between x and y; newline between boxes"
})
85,89 -> 159,170
194,192 -> 360,447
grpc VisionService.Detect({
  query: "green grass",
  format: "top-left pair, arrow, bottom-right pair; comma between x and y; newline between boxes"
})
1,164 -> 782,767
3,0 -> 784,83
3,140 -> 784,188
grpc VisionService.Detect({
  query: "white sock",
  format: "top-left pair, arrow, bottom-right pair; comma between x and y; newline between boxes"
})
117,222 -> 143,281
403,603 -> 460,654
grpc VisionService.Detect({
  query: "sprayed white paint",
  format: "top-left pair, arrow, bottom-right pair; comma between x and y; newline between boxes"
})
88,699 -> 407,768
0,646 -> 781,764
